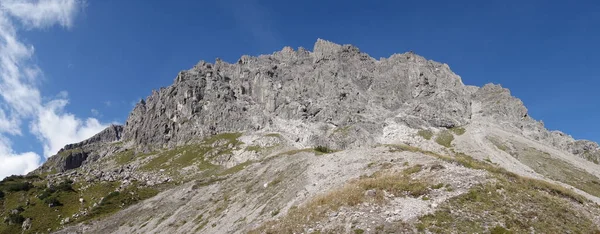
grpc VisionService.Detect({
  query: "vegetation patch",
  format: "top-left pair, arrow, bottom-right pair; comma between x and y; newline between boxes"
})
57,148 -> 84,158
114,150 -> 135,165
449,127 -> 466,135
84,184 -> 158,220
0,175 -> 160,234
314,145 -> 334,154
435,130 -> 454,148
218,161 -> 253,176
417,130 -> 433,140
384,144 -> 587,204
264,133 -> 282,138
250,167 -> 434,233
488,137 -> 510,152
507,145 -> 600,198
141,132 -> 242,172
582,151 -> 599,164
417,176 -> 598,233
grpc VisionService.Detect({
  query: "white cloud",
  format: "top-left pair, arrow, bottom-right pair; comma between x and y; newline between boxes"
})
0,136 -> 40,179
90,108 -> 99,116
103,101 -> 111,107
0,0 -> 82,29
31,99 -> 106,157
0,0 -> 106,178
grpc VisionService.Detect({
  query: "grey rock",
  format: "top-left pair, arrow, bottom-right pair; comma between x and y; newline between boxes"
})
34,38 -> 600,176
22,218 -> 32,230
62,124 -> 123,151
365,189 -> 377,197
121,39 -> 472,151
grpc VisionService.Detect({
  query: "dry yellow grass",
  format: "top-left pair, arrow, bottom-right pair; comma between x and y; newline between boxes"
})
250,167 -> 430,234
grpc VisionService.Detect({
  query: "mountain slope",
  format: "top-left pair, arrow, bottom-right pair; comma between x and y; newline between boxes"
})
1,39 -> 600,234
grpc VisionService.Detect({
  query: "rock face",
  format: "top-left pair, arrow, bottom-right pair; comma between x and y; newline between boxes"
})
63,125 -> 123,151
122,39 -> 473,150
118,39 -> 599,164
33,125 -> 124,173
40,39 -> 600,172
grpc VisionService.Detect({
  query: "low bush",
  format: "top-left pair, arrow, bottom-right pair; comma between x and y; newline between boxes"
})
314,145 -> 333,154
6,213 -> 25,225
55,180 -> 74,192
4,181 -> 33,192
37,190 -> 52,200
43,196 -> 62,207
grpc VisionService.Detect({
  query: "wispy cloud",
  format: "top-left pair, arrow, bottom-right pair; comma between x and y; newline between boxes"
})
0,0 -> 81,28
90,108 -> 99,116
0,0 -> 107,179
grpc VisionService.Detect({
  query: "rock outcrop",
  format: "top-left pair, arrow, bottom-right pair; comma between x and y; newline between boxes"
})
122,39 -> 472,150
62,125 -> 123,151
117,39 -> 599,164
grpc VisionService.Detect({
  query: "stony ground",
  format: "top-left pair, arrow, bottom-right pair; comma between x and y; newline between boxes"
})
43,123 -> 600,234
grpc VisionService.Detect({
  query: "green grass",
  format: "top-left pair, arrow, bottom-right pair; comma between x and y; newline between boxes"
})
264,133 -> 282,138
140,132 -> 243,173
114,150 -> 135,165
218,161 -> 253,176
270,148 -> 323,159
582,150 -> 599,164
449,127 -> 466,135
431,183 -> 445,189
56,148 -> 84,158
384,144 -> 588,204
435,130 -> 454,148
0,176 -> 160,234
506,145 -> 600,198
83,184 -> 158,221
417,130 -> 434,140
488,137 -> 510,152
245,145 -> 263,152
383,147 -> 599,233
417,177 -> 597,233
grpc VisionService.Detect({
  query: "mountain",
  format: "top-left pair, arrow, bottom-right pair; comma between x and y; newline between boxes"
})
2,39 -> 600,234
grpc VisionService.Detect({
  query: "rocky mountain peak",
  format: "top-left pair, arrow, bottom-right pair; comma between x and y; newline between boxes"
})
9,39 -> 600,234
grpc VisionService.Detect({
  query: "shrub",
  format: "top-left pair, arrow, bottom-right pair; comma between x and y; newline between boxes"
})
1,175 -> 24,183
0,190 -> 4,199
55,180 -> 74,192
43,196 -> 62,207
5,181 -> 33,192
100,191 -> 121,205
6,213 -> 25,225
38,190 -> 52,200
314,145 -> 333,154
106,191 -> 121,199
24,175 -> 40,180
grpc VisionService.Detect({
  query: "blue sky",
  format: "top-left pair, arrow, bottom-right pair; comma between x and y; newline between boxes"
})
1,0 -> 599,177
